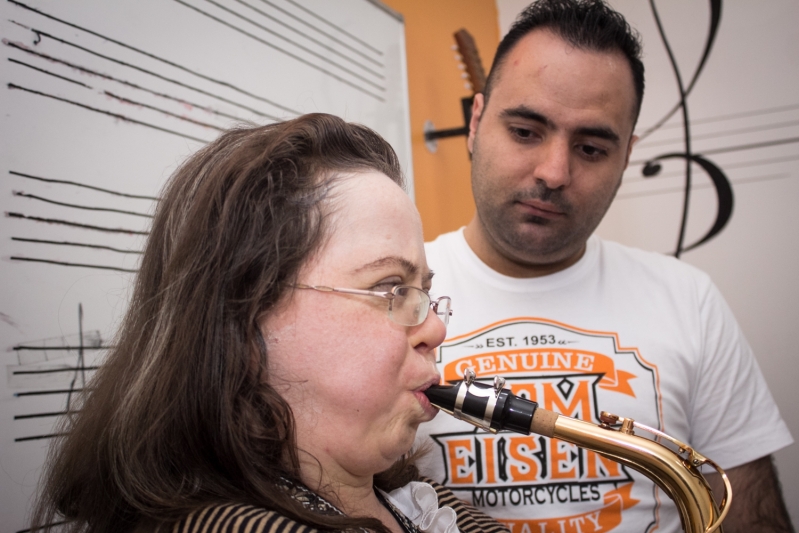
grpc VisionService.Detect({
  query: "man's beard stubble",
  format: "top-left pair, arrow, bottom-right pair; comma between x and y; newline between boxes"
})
480,182 -> 581,262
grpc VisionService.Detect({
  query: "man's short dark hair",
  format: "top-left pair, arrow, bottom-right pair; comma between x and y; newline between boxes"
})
485,0 -> 645,123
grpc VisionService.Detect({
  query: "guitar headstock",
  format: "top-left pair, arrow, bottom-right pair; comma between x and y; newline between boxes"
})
453,28 -> 487,95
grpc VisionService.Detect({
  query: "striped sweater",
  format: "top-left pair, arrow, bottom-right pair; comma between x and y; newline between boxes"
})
171,478 -> 508,533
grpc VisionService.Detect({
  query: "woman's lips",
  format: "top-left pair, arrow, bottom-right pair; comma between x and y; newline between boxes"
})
415,377 -> 442,419
415,390 -> 438,419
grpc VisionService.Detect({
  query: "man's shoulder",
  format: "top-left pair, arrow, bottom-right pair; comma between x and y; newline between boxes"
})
425,228 -> 463,253
596,237 -> 712,284
425,229 -> 468,271
423,232 -> 715,295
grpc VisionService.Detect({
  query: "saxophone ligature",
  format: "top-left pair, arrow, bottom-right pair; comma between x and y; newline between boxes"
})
424,369 -> 732,533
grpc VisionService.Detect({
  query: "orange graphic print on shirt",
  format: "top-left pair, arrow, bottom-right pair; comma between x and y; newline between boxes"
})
430,318 -> 664,533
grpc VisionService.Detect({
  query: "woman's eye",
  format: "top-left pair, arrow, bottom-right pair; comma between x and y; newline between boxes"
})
372,279 -> 402,291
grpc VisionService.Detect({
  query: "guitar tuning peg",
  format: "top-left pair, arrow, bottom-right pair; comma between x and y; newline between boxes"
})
461,72 -> 468,79
464,82 -> 472,90
457,64 -> 465,70
451,44 -> 458,51
454,54 -> 462,61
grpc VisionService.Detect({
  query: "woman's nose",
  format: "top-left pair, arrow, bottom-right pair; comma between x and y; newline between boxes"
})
411,305 -> 448,358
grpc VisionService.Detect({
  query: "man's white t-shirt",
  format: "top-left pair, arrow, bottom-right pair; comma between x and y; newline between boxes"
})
418,229 -> 792,533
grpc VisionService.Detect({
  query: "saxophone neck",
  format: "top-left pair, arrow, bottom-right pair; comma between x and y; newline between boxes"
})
424,375 -> 731,533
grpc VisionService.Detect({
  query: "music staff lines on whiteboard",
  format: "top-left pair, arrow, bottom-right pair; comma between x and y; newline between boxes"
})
13,366 -> 100,376
103,90 -> 225,132
8,83 -> 210,143
8,257 -> 137,273
11,237 -> 144,264
14,433 -> 66,442
283,0 -> 382,56
624,153 -> 799,186
7,57 -> 91,88
6,205 -> 146,269
8,303 -> 107,442
256,0 -> 383,66
7,0 -> 300,115
8,170 -> 159,200
646,102 -> 799,132
201,0 -> 386,88
13,191 -> 153,218
14,410 -> 74,420
6,212 -> 149,235
229,0 -> 385,76
13,346 -> 110,354
17,521 -> 68,533
6,47 -> 271,122
176,0 -> 386,101
12,237 -> 143,255
630,136 -> 799,166
704,153 -> 799,173
637,118 -> 799,149
617,173 -> 791,201
6,55 -> 247,121
5,34 -> 277,124
15,389 -> 86,397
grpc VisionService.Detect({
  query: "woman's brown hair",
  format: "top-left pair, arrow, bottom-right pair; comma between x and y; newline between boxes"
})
31,113 -> 413,532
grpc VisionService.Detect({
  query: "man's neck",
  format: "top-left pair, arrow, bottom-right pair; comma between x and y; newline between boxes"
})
463,218 -> 586,278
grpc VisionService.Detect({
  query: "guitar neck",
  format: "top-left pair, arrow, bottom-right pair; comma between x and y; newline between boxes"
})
454,29 -> 487,95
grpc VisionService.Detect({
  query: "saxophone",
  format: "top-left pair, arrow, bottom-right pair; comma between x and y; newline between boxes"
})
424,370 -> 732,533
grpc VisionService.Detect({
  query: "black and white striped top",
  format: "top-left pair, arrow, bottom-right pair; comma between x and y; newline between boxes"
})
170,478 -> 508,533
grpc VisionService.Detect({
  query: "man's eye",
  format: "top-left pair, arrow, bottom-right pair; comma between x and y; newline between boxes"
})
509,127 -> 536,141
578,144 -> 608,159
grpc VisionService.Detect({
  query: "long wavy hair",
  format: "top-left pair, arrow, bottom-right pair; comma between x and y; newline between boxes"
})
31,113 -> 416,532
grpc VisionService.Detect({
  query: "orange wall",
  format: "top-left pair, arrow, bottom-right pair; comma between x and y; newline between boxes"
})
381,0 -> 500,240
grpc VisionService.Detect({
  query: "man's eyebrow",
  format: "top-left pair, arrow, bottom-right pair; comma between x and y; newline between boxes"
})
501,106 -> 621,144
500,106 -> 551,127
354,256 -> 419,277
575,126 -> 620,144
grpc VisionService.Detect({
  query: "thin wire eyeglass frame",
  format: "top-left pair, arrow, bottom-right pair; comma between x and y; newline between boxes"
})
294,284 -> 452,326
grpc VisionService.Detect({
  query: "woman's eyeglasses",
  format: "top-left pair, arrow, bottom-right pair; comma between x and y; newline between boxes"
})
294,284 -> 452,327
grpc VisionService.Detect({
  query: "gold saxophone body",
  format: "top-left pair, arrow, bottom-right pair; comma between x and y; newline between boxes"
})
423,371 -> 732,533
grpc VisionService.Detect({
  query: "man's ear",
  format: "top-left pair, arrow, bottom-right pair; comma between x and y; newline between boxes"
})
467,93 -> 485,154
624,134 -> 639,169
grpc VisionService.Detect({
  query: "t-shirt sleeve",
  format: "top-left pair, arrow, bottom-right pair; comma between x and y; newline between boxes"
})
688,278 -> 792,468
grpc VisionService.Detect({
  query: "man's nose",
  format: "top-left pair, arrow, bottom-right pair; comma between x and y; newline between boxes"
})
534,138 -> 571,190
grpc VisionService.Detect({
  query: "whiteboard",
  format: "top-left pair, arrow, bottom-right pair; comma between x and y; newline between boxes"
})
0,1 -> 411,530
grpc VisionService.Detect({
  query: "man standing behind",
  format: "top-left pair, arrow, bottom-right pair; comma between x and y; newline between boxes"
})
418,1 -> 793,531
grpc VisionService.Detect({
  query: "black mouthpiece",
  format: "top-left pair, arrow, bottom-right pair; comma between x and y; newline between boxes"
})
423,384 -> 460,410
424,380 -> 538,435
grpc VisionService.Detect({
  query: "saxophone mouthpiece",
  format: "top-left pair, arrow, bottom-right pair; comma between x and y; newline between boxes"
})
422,384 -> 459,412
423,371 -> 549,435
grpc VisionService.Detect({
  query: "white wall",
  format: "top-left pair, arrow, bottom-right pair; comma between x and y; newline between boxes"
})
0,1 -> 411,530
497,0 -> 799,524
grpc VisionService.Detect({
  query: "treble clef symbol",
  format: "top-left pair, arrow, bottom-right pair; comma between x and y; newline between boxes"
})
640,0 -> 731,257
